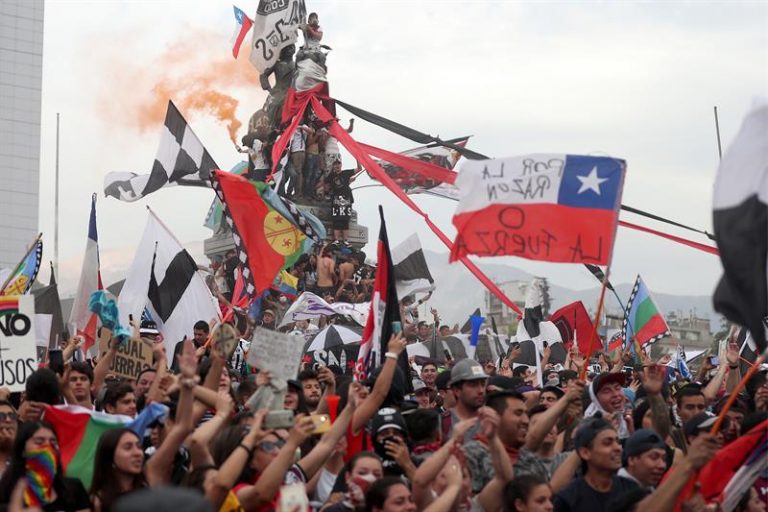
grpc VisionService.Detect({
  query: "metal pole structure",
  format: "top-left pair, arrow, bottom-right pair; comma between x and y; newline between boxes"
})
54,113 -> 60,279
714,106 -> 723,161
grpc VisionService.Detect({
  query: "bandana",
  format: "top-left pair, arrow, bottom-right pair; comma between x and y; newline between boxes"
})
23,444 -> 58,507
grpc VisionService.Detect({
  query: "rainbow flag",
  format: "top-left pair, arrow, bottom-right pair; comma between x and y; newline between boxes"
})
0,296 -> 19,317
43,403 -> 167,488
620,275 -> 670,349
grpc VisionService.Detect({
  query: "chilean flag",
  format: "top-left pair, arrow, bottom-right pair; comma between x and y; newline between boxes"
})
451,155 -> 626,265
355,207 -> 410,392
68,194 -> 102,354
230,6 -> 253,59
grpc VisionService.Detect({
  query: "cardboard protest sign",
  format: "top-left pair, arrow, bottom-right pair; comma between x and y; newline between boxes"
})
98,334 -> 153,380
0,296 -> 39,392
247,327 -> 304,383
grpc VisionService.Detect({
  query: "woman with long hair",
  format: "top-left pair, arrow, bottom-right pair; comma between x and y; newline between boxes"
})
503,475 -> 554,512
89,428 -> 146,512
0,421 -> 90,511
322,451 -> 384,512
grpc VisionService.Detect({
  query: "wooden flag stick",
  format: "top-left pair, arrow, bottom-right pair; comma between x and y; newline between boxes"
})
580,267 -> 611,381
711,350 -> 766,434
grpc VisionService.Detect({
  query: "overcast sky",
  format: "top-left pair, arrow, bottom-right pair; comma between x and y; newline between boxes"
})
35,0 -> 768,302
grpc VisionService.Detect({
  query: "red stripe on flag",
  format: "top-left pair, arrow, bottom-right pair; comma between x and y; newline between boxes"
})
634,314 -> 670,345
232,16 -> 253,58
451,204 -> 616,264
618,220 -> 718,255
358,142 -> 458,185
42,406 -> 91,468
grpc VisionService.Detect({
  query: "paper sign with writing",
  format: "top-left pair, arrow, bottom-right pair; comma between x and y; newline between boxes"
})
0,296 -> 39,392
247,327 -> 304,383
99,336 -> 154,380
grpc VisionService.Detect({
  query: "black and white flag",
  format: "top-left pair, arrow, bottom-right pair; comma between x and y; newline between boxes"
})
118,209 -> 219,358
104,101 -> 218,202
391,234 -> 435,300
713,99 -> 768,354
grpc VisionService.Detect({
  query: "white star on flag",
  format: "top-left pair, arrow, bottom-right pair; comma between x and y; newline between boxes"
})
576,166 -> 608,195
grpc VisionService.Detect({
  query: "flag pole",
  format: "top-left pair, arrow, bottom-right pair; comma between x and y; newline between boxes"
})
0,232 -> 42,293
580,266 -> 611,381
54,113 -> 60,280
713,106 -> 723,161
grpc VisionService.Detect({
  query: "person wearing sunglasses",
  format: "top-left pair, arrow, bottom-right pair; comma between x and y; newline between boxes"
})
0,400 -> 18,477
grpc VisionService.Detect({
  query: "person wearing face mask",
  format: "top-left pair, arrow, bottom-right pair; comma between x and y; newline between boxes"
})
370,408 -> 415,480
0,421 -> 91,512
322,452 -> 384,512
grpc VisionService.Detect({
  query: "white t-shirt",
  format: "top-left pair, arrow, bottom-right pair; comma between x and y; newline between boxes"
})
290,128 -> 306,153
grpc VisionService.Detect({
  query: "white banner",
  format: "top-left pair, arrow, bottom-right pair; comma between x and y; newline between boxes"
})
249,0 -> 306,73
278,292 -> 369,328
0,296 -> 38,392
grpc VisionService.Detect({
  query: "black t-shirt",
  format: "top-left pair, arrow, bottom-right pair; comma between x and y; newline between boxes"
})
330,169 -> 355,199
553,475 -> 638,512
44,477 -> 91,512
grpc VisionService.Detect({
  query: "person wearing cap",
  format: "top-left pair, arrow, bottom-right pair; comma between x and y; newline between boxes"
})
552,415 -> 639,511
371,407 -> 416,479
618,429 -> 667,489
411,379 -> 432,409
683,413 -> 727,447
257,309 -> 277,330
434,370 -> 455,412
442,359 -> 488,441
584,372 -> 630,439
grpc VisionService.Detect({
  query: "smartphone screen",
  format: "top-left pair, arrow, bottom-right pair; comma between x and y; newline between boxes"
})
49,349 -> 64,376
391,321 -> 402,335
709,355 -> 720,366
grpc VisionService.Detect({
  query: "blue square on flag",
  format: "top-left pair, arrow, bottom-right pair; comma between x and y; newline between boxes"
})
557,155 -> 624,210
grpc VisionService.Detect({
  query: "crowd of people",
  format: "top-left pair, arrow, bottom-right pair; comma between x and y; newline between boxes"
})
0,298 -> 766,512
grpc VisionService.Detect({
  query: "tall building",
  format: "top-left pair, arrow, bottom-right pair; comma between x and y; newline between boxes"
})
0,0 -> 44,268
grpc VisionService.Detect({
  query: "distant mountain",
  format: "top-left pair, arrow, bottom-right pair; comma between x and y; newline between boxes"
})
421,250 -> 719,331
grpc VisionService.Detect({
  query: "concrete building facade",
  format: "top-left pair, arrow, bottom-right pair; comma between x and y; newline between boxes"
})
0,0 -> 44,268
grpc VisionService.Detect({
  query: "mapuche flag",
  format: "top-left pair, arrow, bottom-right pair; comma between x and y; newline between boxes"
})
355,207 -> 410,390
450,155 -> 626,264
713,100 -> 768,353
212,170 -> 308,295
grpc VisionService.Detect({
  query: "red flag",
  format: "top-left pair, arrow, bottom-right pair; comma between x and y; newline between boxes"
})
213,171 -> 293,294
549,301 -> 595,355
355,207 -> 409,389
450,155 -> 626,265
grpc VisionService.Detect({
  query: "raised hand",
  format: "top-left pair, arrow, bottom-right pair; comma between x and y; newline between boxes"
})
215,390 -> 234,418
178,338 -> 198,380
641,364 -> 665,395
288,414 -> 315,445
386,332 -> 407,356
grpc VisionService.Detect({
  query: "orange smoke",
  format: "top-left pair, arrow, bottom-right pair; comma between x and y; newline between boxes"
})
95,30 -> 265,146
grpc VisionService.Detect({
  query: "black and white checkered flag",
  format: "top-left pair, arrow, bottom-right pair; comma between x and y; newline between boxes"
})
103,101 -> 218,202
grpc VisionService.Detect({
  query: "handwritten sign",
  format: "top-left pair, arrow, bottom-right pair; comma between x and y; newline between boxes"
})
99,336 -> 154,380
451,154 -> 625,265
247,327 -> 304,383
0,296 -> 38,392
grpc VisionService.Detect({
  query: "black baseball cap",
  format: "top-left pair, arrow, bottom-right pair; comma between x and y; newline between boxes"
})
574,415 -> 615,450
624,429 -> 666,459
371,407 -> 407,435
592,372 -> 627,394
